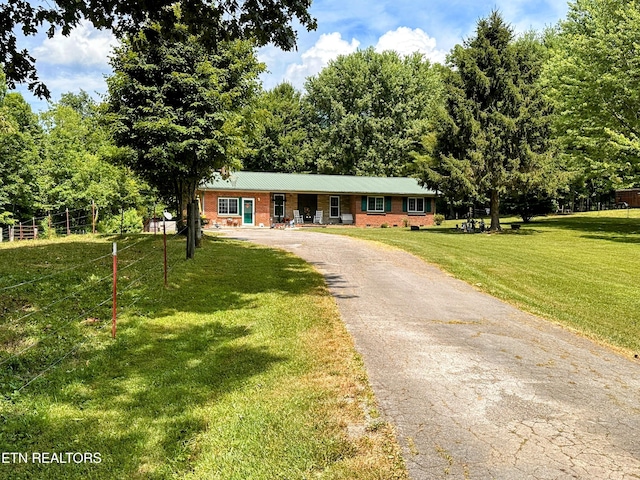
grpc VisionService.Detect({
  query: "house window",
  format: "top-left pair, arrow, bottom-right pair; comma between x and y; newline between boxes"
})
330,196 -> 340,218
218,197 -> 239,215
408,197 -> 425,213
273,194 -> 285,218
367,196 -> 385,213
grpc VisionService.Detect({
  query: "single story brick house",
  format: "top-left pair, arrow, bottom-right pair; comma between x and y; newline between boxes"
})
198,171 -> 437,228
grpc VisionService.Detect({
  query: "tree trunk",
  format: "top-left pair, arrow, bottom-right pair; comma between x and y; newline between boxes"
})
186,200 -> 196,259
489,189 -> 501,231
195,202 -> 202,248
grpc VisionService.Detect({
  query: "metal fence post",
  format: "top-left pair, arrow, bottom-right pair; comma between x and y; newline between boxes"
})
112,242 -> 118,339
163,216 -> 168,287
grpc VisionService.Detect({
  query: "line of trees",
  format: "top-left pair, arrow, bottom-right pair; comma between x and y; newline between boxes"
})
2,0 -> 639,242
0,75 -> 149,233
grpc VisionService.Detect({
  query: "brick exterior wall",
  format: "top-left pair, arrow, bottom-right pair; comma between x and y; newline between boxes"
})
200,190 -> 271,227
352,196 -> 434,227
200,190 -> 435,227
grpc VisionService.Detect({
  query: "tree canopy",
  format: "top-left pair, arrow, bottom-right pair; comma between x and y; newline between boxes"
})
38,92 -> 145,217
544,0 -> 640,192
0,72 -> 39,224
303,48 -> 443,177
0,71 -> 149,231
1,0 -> 316,98
243,82 -> 310,173
106,19 -> 263,213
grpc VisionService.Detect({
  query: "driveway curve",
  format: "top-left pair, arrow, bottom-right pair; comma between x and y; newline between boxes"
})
222,228 -> 640,480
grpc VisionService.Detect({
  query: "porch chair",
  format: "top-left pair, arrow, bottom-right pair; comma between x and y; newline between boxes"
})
293,210 -> 304,225
313,210 -> 323,224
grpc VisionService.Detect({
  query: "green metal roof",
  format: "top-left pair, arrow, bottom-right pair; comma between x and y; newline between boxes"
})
201,172 -> 436,196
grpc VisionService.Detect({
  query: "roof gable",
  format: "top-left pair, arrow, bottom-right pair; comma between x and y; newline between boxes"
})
201,172 -> 436,196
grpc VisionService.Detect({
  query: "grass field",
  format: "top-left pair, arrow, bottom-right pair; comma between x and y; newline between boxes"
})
320,210 -> 640,357
0,234 -> 406,479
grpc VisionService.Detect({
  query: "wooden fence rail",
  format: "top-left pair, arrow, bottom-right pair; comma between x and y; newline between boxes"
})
0,225 -> 39,242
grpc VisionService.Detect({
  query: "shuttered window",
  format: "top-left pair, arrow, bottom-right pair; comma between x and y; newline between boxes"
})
408,197 -> 425,213
367,196 -> 385,212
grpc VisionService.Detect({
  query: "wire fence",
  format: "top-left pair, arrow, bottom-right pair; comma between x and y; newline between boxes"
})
0,204 -> 174,242
0,226 -> 189,395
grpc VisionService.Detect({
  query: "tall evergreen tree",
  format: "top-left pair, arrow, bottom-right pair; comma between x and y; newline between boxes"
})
417,12 -> 555,230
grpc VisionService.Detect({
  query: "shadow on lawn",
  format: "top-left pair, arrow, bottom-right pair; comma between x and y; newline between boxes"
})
0,236 -> 324,479
146,237 -> 328,318
410,225 -> 539,236
412,216 -> 639,240
1,320 -> 284,479
579,234 -> 640,244
531,216 -> 640,236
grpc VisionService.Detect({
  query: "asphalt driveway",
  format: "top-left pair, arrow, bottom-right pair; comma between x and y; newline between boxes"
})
223,228 -> 640,479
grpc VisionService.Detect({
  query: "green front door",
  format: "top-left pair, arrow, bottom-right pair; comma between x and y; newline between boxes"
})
242,198 -> 254,226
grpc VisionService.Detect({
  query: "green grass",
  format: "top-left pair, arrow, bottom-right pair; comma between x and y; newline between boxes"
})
320,210 -> 640,357
0,234 -> 406,479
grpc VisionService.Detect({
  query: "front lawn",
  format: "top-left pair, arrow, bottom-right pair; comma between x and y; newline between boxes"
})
0,234 -> 405,479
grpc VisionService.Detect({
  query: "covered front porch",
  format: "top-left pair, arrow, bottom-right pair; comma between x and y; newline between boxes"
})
271,193 -> 353,225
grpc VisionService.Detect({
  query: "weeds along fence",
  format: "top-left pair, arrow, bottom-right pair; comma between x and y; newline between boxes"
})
0,227 -> 187,396
0,206 -> 98,242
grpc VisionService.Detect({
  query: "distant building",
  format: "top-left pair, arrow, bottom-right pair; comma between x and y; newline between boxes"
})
614,188 -> 640,208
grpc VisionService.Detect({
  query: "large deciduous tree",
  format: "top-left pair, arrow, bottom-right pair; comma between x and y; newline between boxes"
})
242,83 -> 310,173
106,16 -> 263,257
544,0 -> 640,192
303,48 -> 443,177
417,13 -> 555,230
1,0 -> 315,98
0,70 -> 39,225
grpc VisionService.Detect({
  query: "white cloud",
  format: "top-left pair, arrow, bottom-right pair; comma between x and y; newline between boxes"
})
284,33 -> 360,87
41,72 -> 109,94
34,21 -> 118,67
14,70 -> 108,113
374,27 -> 447,64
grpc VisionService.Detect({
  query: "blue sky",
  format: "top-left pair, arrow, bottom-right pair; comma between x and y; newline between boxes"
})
14,0 -> 570,112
